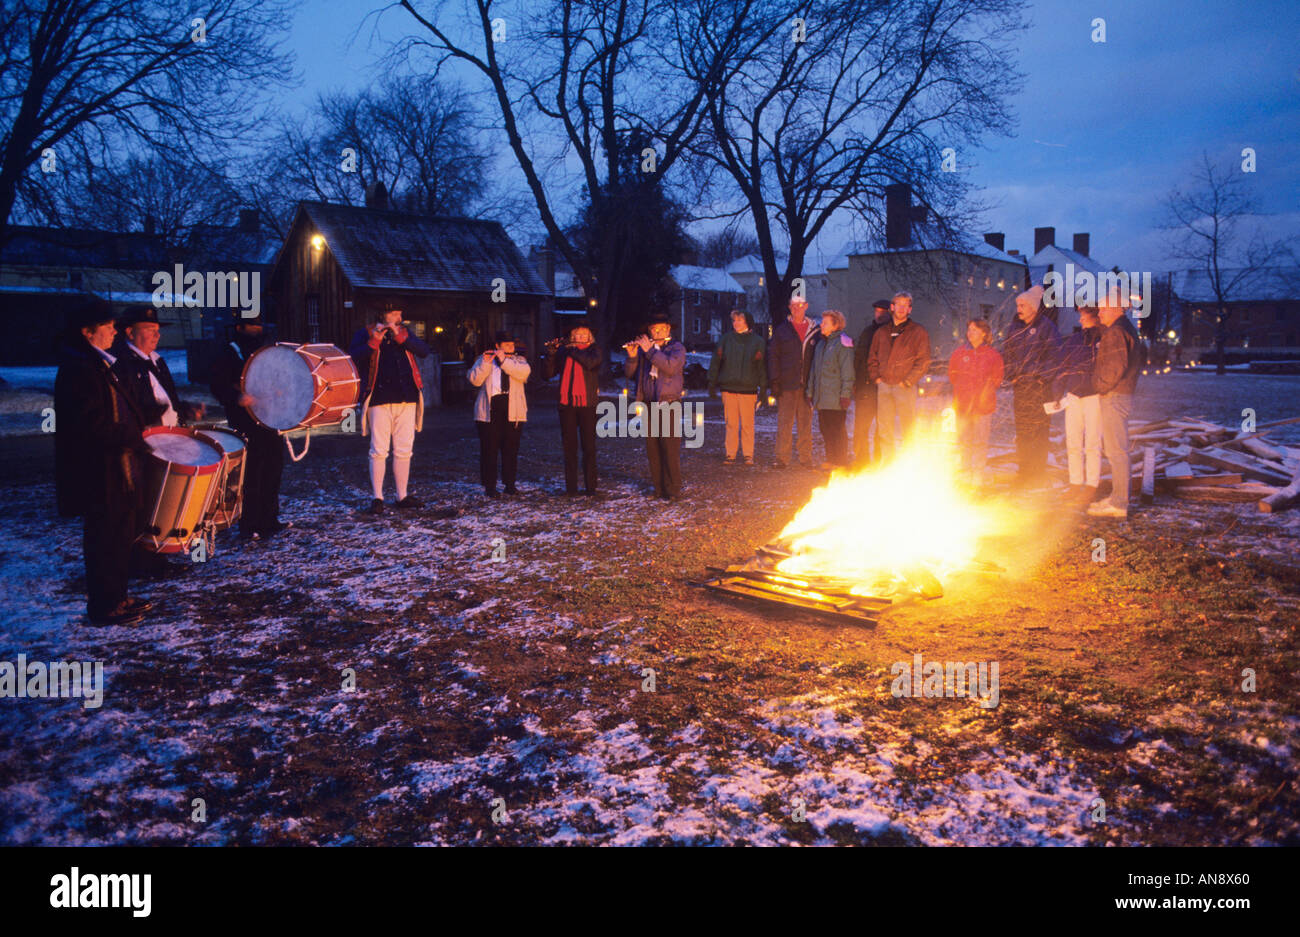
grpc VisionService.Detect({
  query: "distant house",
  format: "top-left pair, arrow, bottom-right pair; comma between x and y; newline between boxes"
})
667,265 -> 748,350
826,184 -> 1028,359
1173,267 -> 1300,362
1025,227 -> 1112,335
722,253 -> 830,329
267,196 -> 550,401
0,224 -> 189,363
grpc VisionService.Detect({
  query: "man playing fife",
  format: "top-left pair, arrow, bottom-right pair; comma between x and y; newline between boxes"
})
708,309 -> 766,466
867,291 -> 931,461
624,313 -> 686,500
349,308 -> 431,514
766,295 -> 819,468
1088,294 -> 1142,519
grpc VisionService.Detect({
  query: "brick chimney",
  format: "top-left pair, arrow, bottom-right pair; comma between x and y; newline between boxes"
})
1034,227 -> 1055,254
885,183 -> 912,249
239,209 -> 259,233
983,232 -> 1005,251
1072,232 -> 1090,257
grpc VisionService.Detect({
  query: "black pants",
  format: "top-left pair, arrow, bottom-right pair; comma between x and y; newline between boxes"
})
84,497 -> 138,618
646,431 -> 682,498
558,404 -> 598,493
1013,378 -> 1052,481
238,423 -> 284,535
478,394 -> 523,492
818,409 -> 849,465
852,388 -> 877,466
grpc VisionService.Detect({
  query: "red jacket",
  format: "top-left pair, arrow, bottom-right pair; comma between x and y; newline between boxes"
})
948,344 -> 1004,417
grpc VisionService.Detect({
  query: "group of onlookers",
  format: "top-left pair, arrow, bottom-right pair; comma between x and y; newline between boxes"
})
703,286 -> 1143,518
352,292 -> 1143,519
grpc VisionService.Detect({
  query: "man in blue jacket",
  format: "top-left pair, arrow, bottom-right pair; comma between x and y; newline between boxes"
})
624,313 -> 686,500
1001,286 -> 1061,488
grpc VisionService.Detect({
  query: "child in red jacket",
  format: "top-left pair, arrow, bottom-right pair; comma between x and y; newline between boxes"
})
948,319 -> 1005,487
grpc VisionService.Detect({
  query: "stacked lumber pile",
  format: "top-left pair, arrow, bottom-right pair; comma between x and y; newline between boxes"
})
1123,415 -> 1300,513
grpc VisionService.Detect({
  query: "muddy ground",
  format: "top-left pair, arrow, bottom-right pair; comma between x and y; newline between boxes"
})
1,390 -> 1298,845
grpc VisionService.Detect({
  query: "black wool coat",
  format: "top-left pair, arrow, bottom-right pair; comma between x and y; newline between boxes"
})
53,341 -> 149,519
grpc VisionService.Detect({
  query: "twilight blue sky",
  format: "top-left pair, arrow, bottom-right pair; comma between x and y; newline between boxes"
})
275,0 -> 1300,273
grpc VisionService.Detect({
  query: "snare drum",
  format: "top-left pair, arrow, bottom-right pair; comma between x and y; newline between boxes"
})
241,343 -> 359,432
194,426 -> 246,531
137,426 -> 224,554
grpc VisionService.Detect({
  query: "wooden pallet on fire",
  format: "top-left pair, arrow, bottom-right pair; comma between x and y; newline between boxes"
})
693,566 -> 886,627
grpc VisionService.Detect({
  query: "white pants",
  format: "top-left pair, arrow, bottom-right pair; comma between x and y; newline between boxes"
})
1064,393 -> 1102,487
368,402 -> 417,499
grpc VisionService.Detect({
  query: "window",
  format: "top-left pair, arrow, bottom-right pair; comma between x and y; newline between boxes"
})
997,277 -> 1006,290
984,276 -> 991,289
689,290 -> 699,306
306,295 -> 320,343
692,316 -> 702,333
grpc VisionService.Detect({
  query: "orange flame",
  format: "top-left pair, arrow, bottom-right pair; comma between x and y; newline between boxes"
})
774,427 -> 1012,592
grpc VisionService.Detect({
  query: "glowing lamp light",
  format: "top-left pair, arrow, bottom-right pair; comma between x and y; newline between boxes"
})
434,326 -> 444,334
310,234 -> 324,250
1167,330 -> 1177,340
768,396 -> 776,406
589,299 -> 597,307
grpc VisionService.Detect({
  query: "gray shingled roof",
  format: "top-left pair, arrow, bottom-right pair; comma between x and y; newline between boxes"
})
290,201 -> 549,296
1172,267 -> 1300,303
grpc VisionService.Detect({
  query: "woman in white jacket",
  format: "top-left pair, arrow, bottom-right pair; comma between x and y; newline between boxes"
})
468,330 -> 532,497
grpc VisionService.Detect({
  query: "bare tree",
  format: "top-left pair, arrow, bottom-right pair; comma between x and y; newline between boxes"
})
687,0 -> 1025,324
0,0 -> 295,238
394,0 -> 754,339
1163,154 -> 1298,374
20,149 -> 241,244
259,75 -> 492,227
695,226 -> 761,268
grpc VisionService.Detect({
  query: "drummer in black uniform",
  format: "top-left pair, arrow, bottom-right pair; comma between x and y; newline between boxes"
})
54,299 -> 154,625
209,313 -> 288,541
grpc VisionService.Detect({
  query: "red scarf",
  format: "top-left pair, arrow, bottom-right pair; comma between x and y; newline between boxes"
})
560,344 -> 590,406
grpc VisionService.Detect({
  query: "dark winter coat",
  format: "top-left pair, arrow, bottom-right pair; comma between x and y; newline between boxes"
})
54,341 -> 149,519
854,318 -> 888,396
867,317 -> 931,387
110,339 -> 183,427
766,316 -> 819,395
1001,314 -> 1061,387
624,340 -> 686,403
1053,327 -> 1101,399
708,330 -> 766,395
1094,316 -> 1142,396
546,342 -> 603,408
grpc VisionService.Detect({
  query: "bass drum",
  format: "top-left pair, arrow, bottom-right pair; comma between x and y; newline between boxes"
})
240,343 -> 359,432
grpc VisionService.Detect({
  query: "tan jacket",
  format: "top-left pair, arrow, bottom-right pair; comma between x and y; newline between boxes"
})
469,352 -> 531,422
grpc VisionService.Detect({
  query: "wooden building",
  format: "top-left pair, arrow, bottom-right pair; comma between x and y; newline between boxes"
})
267,198 -> 549,375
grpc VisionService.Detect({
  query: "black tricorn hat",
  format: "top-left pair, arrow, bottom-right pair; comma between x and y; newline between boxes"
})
646,312 -> 673,327
72,299 -> 116,331
872,298 -> 892,311
119,304 -> 166,328
494,329 -> 516,345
